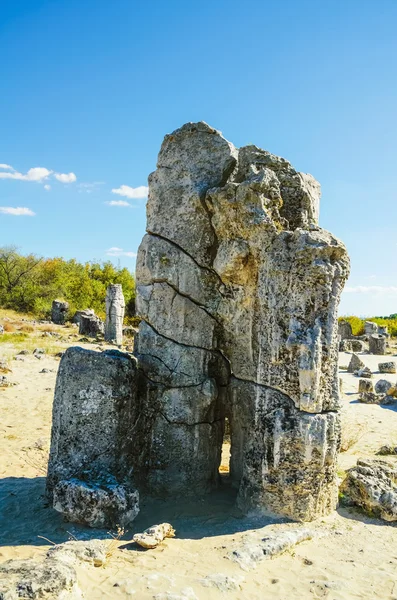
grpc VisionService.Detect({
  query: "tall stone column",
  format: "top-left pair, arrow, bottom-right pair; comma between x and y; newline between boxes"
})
134,122 -> 350,521
105,284 -> 125,345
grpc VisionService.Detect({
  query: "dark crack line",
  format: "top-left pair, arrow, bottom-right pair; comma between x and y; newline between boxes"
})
159,411 -> 224,427
145,231 -> 227,290
142,279 -> 222,327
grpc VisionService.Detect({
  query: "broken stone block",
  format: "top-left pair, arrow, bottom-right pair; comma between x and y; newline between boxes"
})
369,334 -> 387,355
358,379 -> 373,393
53,479 -> 139,528
347,353 -> 365,373
47,539 -> 108,567
105,284 -> 125,345
51,300 -> 69,325
47,347 -> 139,508
340,459 -> 397,521
79,314 -> 104,337
378,361 -> 396,374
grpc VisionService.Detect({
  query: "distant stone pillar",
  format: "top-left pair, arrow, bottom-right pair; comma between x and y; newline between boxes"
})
369,334 -> 387,355
51,300 -> 69,325
338,320 -> 352,341
105,284 -> 125,345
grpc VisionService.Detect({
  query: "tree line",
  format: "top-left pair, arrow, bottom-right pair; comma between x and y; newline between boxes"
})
0,246 -> 136,320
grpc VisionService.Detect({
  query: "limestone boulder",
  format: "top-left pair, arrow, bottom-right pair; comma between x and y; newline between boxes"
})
79,314 -> 104,337
365,321 -> 378,335
369,334 -> 387,355
338,320 -> 352,341
47,348 -> 139,499
341,459 -> 397,521
375,379 -> 393,394
378,361 -> 396,374
347,353 -> 365,373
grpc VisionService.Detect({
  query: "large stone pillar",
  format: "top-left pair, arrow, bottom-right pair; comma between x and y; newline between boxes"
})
105,284 -> 125,345
134,122 -> 350,521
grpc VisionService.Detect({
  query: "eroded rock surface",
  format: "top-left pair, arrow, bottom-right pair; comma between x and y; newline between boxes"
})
51,300 -> 69,325
135,121 -> 349,521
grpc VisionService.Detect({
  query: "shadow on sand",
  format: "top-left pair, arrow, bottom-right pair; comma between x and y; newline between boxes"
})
0,475 -> 285,548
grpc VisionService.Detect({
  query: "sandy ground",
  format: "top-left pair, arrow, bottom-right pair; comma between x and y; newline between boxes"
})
1,325 -> 397,599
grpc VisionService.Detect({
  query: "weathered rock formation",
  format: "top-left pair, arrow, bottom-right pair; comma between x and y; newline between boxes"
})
72,308 -> 95,326
51,300 -> 69,325
378,361 -> 396,374
104,284 -> 125,345
47,121 -> 349,524
134,121 -> 349,521
347,353 -> 365,374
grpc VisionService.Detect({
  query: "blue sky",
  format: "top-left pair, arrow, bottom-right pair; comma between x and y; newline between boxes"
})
1,0 -> 396,316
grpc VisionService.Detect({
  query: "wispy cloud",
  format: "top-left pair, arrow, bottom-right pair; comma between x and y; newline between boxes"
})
106,247 -> 137,258
0,167 -> 52,181
54,172 -> 77,183
111,184 -> 148,199
344,286 -> 397,295
0,164 -> 77,184
105,200 -> 132,207
0,206 -> 35,216
78,181 -> 105,194
44,184 -> 51,191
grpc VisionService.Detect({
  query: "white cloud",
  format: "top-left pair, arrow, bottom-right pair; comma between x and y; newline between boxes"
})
106,200 -> 132,207
0,167 -> 52,181
106,247 -> 137,258
0,206 -> 35,216
44,184 -> 51,191
111,184 -> 148,199
344,286 -> 397,295
54,172 -> 77,183
0,164 -> 14,170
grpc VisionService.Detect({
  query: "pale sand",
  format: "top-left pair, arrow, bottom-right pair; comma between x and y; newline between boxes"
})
1,334 -> 397,599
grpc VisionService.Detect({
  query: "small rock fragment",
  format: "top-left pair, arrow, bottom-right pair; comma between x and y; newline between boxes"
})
347,353 -> 365,374
356,367 -> 372,378
375,379 -> 393,395
133,523 -> 175,549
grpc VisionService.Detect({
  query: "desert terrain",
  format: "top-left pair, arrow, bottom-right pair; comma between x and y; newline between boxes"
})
0,314 -> 396,600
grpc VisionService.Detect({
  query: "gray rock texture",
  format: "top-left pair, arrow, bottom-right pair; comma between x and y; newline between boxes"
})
339,339 -> 366,353
72,308 -> 95,325
134,121 -> 349,521
51,300 -> 69,325
341,459 -> 397,521
378,361 -> 396,374
46,347 -> 140,526
105,284 -> 125,345
369,334 -> 386,355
